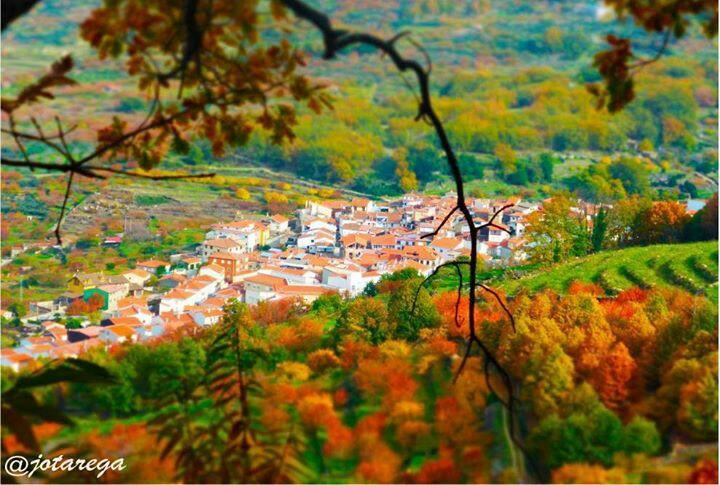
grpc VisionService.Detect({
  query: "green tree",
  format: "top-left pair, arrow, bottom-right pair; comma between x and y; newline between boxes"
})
591,207 -> 608,252
539,153 -> 555,182
388,280 -> 440,341
609,157 -> 651,196
621,417 -> 661,456
526,194 -> 591,263
7,302 -> 26,318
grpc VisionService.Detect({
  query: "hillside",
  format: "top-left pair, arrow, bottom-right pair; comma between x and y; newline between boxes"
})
501,241 -> 719,299
2,0 -> 717,201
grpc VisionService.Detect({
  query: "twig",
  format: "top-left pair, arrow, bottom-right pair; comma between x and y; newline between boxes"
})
420,205 -> 458,239
55,172 -> 75,245
280,0 -> 536,476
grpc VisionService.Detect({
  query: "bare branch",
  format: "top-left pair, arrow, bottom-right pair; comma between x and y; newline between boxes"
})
420,205 -> 458,239
476,283 -> 516,332
54,172 -> 75,245
280,0 -> 533,475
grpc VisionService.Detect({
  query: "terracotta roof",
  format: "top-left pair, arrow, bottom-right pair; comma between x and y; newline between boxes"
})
270,214 -> 289,223
163,289 -> 194,300
108,316 -> 142,326
402,245 -> 438,260
96,284 -> 128,294
204,238 -> 241,249
370,234 -> 396,246
277,285 -> 329,295
70,326 -> 103,337
201,263 -> 225,274
117,296 -> 149,309
244,274 -> 287,290
430,237 -> 464,250
105,325 -> 136,338
223,220 -> 267,231
4,352 -> 34,363
124,268 -> 152,279
137,259 -> 171,268
209,252 -> 247,261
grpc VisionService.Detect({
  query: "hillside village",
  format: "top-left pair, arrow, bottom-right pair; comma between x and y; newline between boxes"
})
2,192 -> 606,370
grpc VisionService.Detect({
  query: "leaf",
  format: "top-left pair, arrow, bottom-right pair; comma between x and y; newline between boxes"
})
12,358 -> 113,390
1,406 -> 39,451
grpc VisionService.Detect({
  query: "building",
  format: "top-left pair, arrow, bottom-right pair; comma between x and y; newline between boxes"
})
83,284 -> 128,311
268,214 -> 290,233
136,260 -> 172,275
200,238 -> 244,261
208,252 -> 250,283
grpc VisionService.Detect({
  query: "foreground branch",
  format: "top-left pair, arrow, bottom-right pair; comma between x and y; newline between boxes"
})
280,1 -> 537,475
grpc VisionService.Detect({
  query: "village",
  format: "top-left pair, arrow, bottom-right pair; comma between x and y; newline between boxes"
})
2,193 -> 557,370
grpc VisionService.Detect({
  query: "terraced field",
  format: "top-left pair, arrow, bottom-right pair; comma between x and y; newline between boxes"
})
502,242 -> 719,300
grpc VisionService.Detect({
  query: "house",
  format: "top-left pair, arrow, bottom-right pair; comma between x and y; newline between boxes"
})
99,325 -> 137,345
322,266 -> 368,296
68,271 -> 125,292
83,284 -> 128,311
187,306 -> 224,327
275,284 -> 329,303
179,256 -> 201,272
1,350 -> 34,372
159,288 -> 196,315
200,238 -> 244,261
206,220 -> 269,251
304,200 -> 349,219
199,263 -> 226,282
268,214 -> 290,233
136,259 -> 171,275
157,273 -> 187,290
369,234 -> 397,250
297,229 -> 336,253
123,268 -> 153,287
303,218 -> 337,233
103,235 -> 123,247
261,266 -> 318,285
42,321 -> 68,343
208,252 -> 250,283
67,326 -> 104,343
244,274 -> 288,305
401,246 -> 441,267
429,237 -> 465,259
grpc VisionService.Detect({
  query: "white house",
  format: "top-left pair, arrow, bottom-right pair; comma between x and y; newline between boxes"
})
268,214 -> 290,233
99,325 -> 137,345
200,238 -> 244,261
244,274 -> 287,305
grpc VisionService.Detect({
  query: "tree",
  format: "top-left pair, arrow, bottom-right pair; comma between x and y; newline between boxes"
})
388,279 -> 440,341
604,196 -> 652,247
635,201 -> 690,245
64,317 -> 83,329
590,2 -> 716,112
608,157 -> 651,196
336,297 -> 392,345
539,153 -> 555,182
525,194 -> 590,263
394,148 -> 419,192
684,193 -> 718,241
7,302 -> 26,318
494,143 -> 517,176
621,417 -> 661,456
590,342 -> 636,413
591,207 -> 608,252
235,188 -> 251,201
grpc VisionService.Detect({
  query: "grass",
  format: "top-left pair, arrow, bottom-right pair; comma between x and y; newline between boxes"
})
501,241 -> 718,299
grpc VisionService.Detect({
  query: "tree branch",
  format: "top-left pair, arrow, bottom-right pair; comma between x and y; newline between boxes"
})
280,0 -> 534,476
